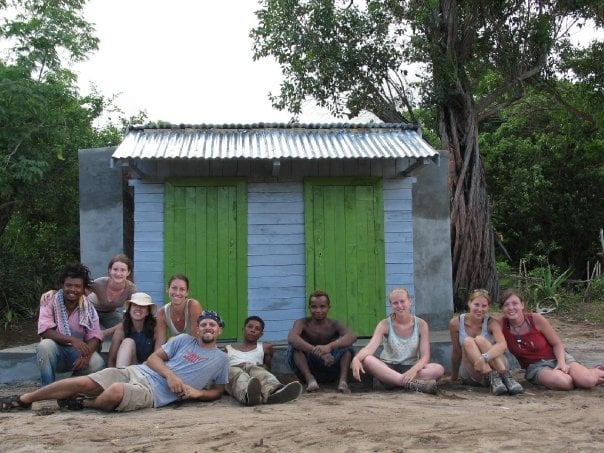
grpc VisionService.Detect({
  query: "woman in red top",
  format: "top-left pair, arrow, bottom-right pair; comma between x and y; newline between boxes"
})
499,288 -> 604,390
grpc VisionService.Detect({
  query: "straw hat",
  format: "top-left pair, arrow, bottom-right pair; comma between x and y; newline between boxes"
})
123,292 -> 157,315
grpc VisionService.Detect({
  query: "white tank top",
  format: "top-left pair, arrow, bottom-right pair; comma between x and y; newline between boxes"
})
225,342 -> 264,366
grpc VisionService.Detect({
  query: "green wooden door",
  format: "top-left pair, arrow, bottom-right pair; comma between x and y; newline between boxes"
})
304,178 -> 385,337
164,178 -> 247,340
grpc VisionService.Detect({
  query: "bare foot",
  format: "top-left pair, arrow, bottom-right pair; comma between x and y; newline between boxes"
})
306,380 -> 320,392
337,381 -> 351,394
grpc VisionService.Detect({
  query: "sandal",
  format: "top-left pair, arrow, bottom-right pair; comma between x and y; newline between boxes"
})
57,394 -> 87,411
0,395 -> 31,411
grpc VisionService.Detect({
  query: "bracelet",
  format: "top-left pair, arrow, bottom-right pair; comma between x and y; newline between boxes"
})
481,352 -> 490,362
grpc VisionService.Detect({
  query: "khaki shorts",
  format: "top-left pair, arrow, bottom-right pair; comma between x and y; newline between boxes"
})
525,353 -> 577,385
88,367 -> 154,412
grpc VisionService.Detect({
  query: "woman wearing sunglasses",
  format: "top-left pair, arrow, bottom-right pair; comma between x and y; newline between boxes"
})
499,288 -> 604,390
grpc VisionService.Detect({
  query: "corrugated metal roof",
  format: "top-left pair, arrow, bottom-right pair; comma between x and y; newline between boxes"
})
112,123 -> 439,160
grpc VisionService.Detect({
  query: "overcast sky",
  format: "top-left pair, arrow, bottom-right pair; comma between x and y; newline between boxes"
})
74,0 -> 339,125
73,1 -> 600,127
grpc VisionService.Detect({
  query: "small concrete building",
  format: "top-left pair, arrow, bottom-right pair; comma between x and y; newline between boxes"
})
79,123 -> 453,342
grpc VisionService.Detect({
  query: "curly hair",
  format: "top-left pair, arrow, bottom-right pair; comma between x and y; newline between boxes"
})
58,262 -> 93,288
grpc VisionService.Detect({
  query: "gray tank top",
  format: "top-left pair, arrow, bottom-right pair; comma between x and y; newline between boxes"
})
458,313 -> 495,346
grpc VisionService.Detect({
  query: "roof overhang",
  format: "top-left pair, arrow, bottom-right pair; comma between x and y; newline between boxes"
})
112,123 -> 440,165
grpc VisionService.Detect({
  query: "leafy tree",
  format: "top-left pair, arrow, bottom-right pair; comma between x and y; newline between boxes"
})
0,1 -> 124,320
0,0 -> 99,79
483,80 -> 604,274
251,0 -> 601,308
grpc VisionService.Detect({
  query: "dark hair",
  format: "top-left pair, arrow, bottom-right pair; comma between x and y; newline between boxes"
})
197,310 -> 225,328
498,288 -> 525,308
58,262 -> 93,288
123,306 -> 156,338
308,289 -> 330,306
244,315 -> 265,330
108,254 -> 134,281
167,273 -> 190,290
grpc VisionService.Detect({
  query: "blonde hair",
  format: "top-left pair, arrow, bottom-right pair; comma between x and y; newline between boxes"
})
467,288 -> 492,305
388,287 -> 411,302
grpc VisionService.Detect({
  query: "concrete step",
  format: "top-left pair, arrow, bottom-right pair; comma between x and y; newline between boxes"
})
0,331 -> 453,385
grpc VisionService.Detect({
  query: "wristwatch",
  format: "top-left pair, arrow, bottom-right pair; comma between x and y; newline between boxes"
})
481,352 -> 490,362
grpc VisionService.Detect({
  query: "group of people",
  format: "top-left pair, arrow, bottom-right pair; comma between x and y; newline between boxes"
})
1,256 -> 603,414
450,288 -> 604,393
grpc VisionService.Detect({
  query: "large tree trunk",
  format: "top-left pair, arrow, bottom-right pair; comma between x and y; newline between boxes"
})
440,102 -> 498,310
436,0 -> 498,310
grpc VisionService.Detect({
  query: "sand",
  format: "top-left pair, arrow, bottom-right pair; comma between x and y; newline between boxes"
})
1,317 -> 603,452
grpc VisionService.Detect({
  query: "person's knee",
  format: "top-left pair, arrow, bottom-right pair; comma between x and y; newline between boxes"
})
103,383 -> 125,403
87,353 -> 106,373
462,337 -> 476,350
117,338 -> 136,356
36,338 -> 59,358
121,338 -> 136,348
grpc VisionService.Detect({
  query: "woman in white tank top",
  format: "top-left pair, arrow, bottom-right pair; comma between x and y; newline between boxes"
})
351,288 -> 444,393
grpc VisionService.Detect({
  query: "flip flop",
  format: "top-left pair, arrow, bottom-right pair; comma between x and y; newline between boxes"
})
0,395 -> 31,411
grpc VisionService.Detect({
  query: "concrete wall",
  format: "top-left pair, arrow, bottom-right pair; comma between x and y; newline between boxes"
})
412,150 -> 454,329
78,147 -> 124,278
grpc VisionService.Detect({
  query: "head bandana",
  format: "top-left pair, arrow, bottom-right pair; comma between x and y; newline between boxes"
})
198,310 -> 225,328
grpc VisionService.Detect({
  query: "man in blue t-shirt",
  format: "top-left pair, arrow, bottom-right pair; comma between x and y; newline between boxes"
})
1,311 -> 229,412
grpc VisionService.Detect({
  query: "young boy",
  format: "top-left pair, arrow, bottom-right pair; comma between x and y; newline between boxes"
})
287,290 -> 357,393
225,316 -> 302,406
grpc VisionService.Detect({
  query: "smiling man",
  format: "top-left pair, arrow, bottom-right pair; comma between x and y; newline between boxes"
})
287,290 -> 357,393
1,311 -> 229,412
36,262 -> 105,385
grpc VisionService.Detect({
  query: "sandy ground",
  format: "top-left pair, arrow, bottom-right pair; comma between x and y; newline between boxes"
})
1,317 -> 603,453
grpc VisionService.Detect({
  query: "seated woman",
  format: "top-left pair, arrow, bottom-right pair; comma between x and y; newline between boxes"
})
155,274 -> 202,349
449,289 -> 523,395
351,288 -> 444,394
89,254 -> 138,338
107,292 -> 157,367
499,288 -> 604,390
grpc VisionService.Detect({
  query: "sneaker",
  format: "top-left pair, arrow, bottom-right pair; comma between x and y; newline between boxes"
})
266,381 -> 303,404
490,371 -> 507,396
405,379 -> 438,394
500,371 -> 524,395
244,377 -> 262,406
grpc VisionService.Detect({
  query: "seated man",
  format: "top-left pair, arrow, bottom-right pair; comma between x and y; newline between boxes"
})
36,262 -> 105,385
1,311 -> 229,412
226,315 -> 302,406
287,290 -> 357,393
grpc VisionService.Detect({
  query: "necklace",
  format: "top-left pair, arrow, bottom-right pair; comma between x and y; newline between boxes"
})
509,317 -> 528,332
508,317 -> 529,350
171,307 -> 185,323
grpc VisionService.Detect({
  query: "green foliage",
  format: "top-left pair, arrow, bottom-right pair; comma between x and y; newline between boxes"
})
251,0 -> 603,310
588,276 -> 604,298
0,0 -> 99,78
482,80 -> 604,273
527,265 -> 573,310
0,1 -> 128,325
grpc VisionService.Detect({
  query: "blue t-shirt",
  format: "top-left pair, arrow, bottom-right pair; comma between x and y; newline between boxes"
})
129,330 -> 154,364
135,334 -> 229,408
